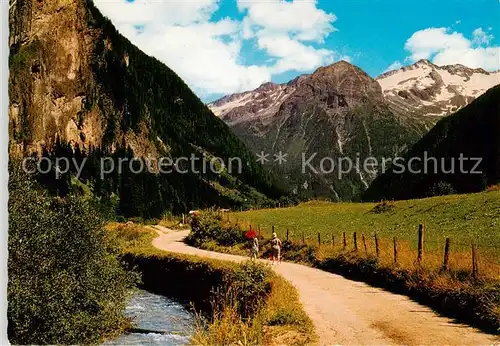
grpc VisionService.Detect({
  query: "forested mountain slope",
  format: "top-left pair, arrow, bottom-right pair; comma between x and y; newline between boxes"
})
8,0 -> 283,216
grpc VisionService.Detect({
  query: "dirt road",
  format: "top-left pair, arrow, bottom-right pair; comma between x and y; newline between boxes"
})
152,227 -> 497,345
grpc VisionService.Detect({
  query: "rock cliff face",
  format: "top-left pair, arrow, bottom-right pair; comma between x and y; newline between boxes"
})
9,0 -> 100,154
210,61 -> 430,201
8,0 -> 282,214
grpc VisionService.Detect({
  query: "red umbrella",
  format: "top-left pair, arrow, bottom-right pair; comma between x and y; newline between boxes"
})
245,229 -> 257,239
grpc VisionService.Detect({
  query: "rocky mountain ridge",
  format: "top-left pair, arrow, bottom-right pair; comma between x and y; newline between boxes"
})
376,59 -> 500,117
210,59 -> 500,122
208,59 -> 499,200
211,61 -> 430,200
364,85 -> 500,201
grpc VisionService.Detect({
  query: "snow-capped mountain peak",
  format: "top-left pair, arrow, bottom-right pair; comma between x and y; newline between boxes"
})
376,60 -> 500,116
208,81 -> 295,125
209,60 -> 500,123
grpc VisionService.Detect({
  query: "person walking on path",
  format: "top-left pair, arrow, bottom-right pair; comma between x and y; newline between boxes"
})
251,235 -> 259,260
270,232 -> 282,265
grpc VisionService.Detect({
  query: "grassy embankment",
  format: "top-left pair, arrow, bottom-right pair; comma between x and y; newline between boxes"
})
190,191 -> 500,334
106,222 -> 315,345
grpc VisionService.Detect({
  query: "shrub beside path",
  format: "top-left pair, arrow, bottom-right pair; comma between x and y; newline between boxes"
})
151,226 -> 496,345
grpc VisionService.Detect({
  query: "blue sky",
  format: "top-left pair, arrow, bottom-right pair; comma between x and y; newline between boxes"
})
95,0 -> 499,102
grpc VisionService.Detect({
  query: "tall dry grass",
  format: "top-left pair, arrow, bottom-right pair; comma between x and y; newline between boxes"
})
191,287 -> 267,346
191,273 -> 316,346
311,236 -> 500,282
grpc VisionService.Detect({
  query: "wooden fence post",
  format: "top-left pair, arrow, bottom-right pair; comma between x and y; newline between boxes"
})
472,242 -> 478,278
182,213 -> 185,224
393,237 -> 398,264
353,232 -> 358,251
417,224 -> 424,263
272,225 -> 275,234
343,232 -> 347,250
442,238 -> 450,271
362,233 -> 368,255
331,234 -> 335,247
286,229 -> 289,242
318,232 -> 321,247
375,233 -> 380,258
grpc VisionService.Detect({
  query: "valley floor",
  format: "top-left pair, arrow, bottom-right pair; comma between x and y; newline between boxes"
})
151,226 -> 496,345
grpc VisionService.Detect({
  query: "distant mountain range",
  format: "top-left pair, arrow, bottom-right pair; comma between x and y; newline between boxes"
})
377,59 -> 500,117
364,85 -> 500,201
209,59 -> 500,200
210,61 -> 431,200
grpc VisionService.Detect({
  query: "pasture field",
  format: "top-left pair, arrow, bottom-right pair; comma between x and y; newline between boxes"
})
230,190 -> 500,277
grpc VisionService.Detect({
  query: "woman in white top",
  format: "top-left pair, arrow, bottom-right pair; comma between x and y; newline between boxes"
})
251,236 -> 259,260
270,232 -> 282,265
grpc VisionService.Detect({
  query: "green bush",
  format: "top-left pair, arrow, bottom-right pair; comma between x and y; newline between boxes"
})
8,162 -> 136,344
186,210 -> 222,247
187,210 -> 246,247
427,181 -> 457,197
227,261 -> 271,317
217,224 -> 247,246
370,200 -> 395,214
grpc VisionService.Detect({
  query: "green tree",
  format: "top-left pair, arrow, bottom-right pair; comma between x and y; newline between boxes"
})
8,161 -> 135,344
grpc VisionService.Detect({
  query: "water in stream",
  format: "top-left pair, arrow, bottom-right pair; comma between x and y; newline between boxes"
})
105,290 -> 195,345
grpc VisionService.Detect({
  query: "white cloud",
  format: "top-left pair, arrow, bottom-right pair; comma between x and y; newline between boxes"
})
433,46 -> 500,71
237,0 -> 336,42
403,27 -> 500,71
94,0 -> 341,99
95,0 -> 269,97
384,61 -> 403,72
140,21 -> 271,95
237,0 -> 340,75
472,27 -> 494,46
95,0 -> 219,27
404,28 -> 469,61
257,35 -> 336,74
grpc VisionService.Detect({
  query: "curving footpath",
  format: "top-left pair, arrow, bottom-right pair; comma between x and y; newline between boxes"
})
151,226 -> 497,345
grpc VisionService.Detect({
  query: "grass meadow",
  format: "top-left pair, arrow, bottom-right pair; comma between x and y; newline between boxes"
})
230,190 -> 500,280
